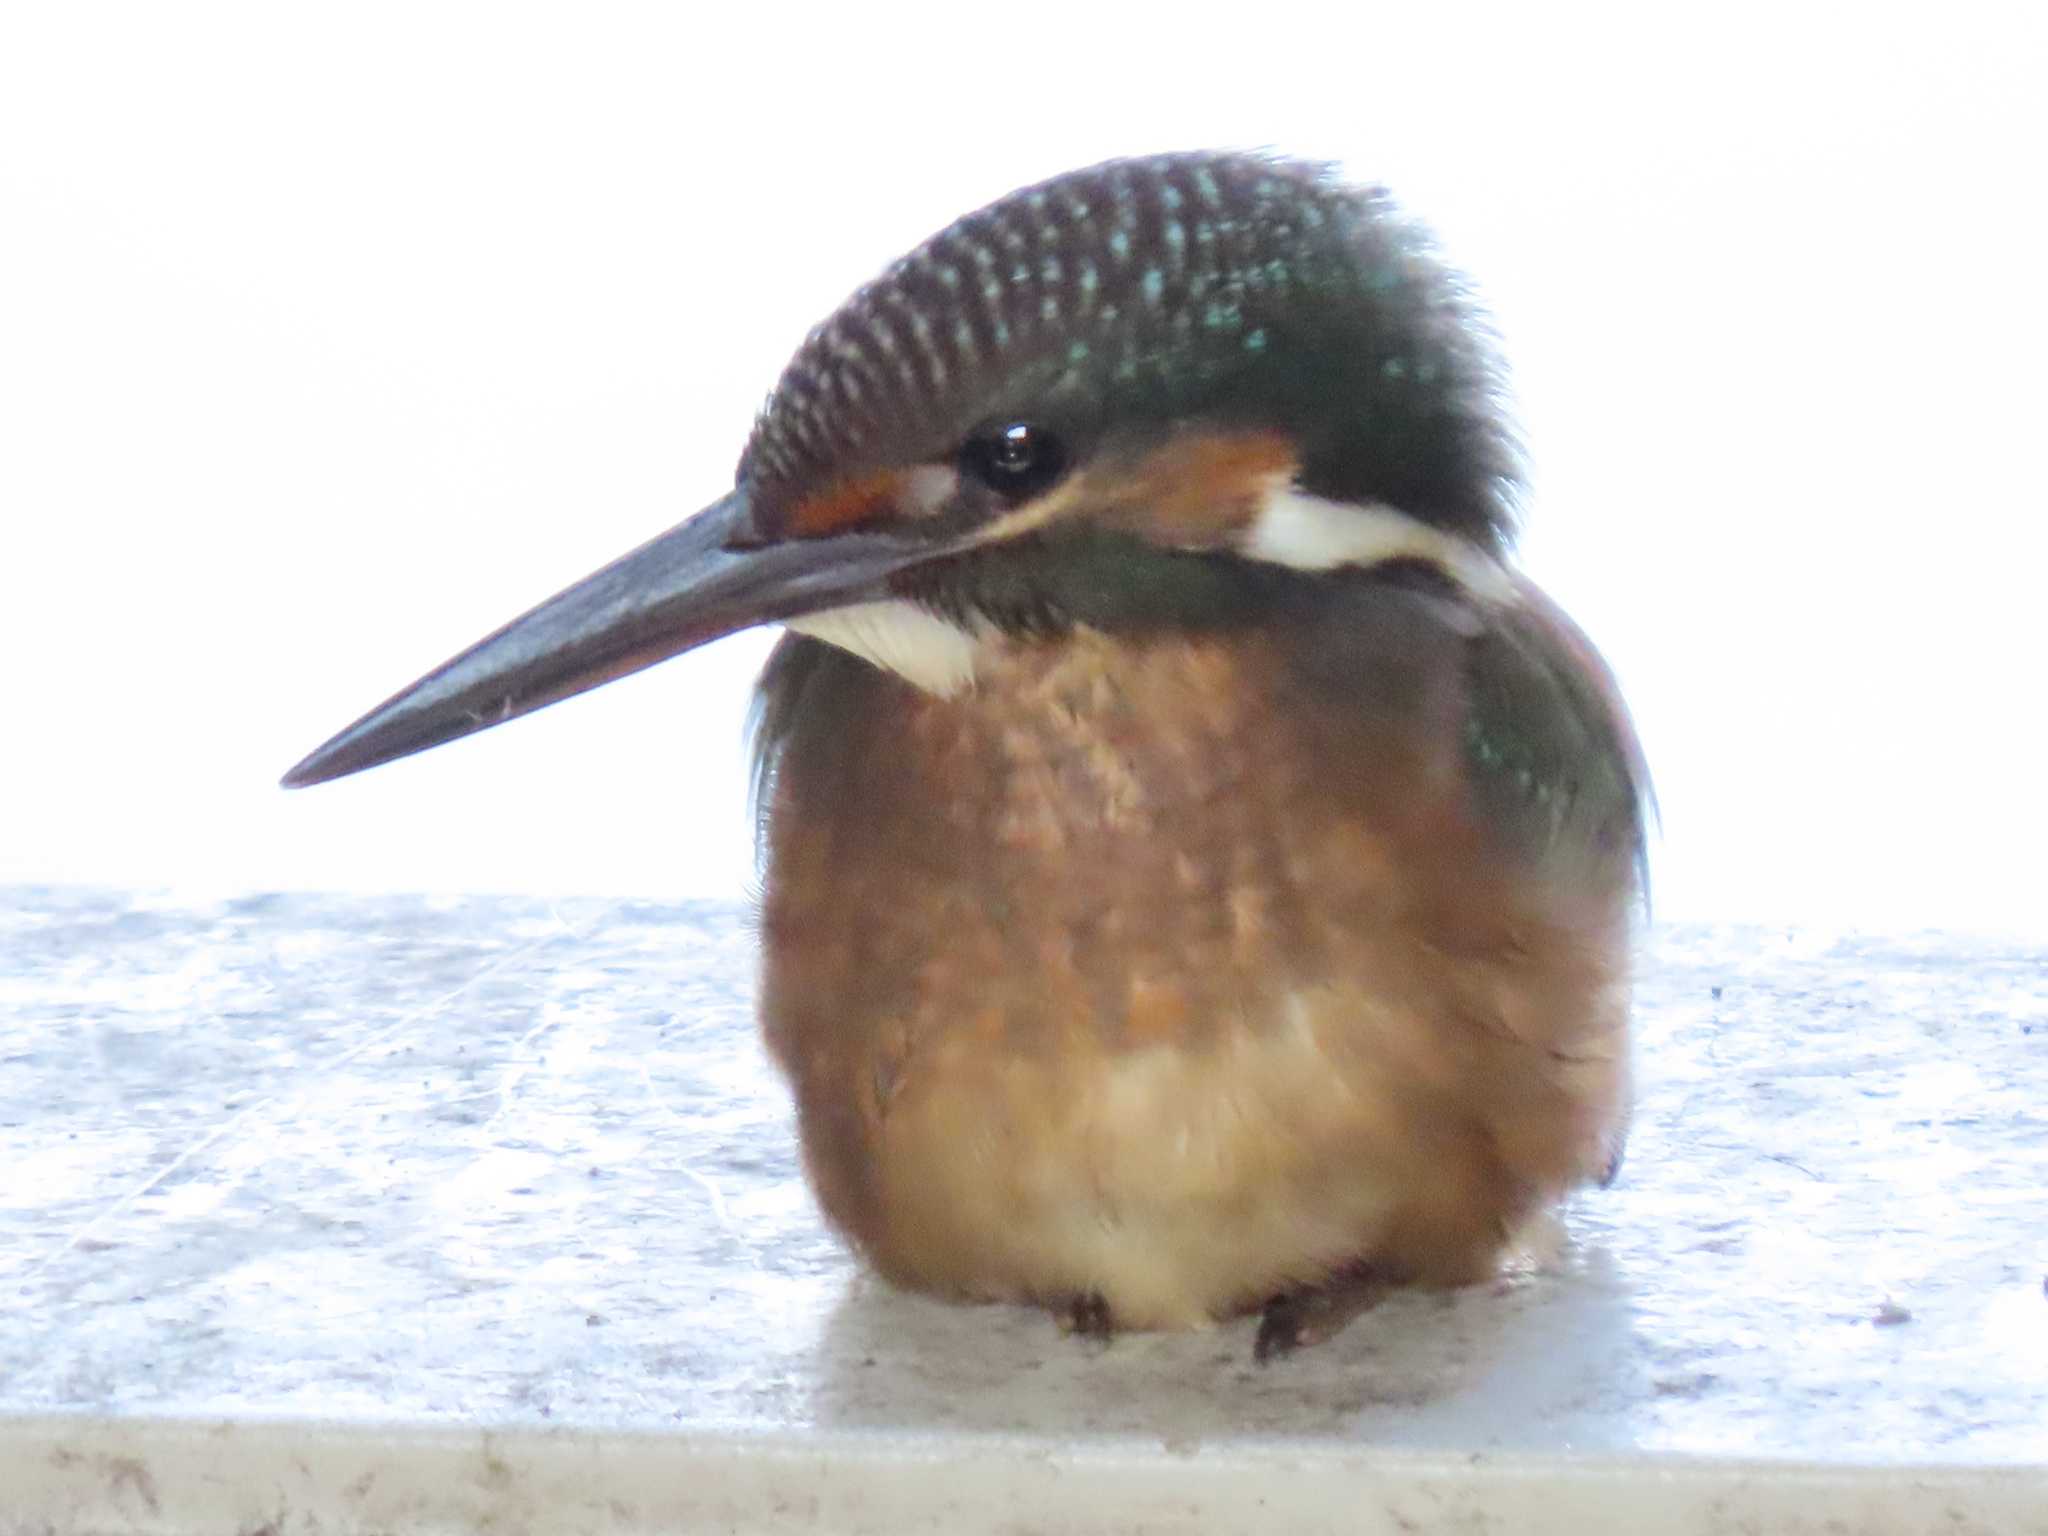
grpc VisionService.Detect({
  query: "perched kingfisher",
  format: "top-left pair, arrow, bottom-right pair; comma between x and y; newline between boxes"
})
286,152 -> 1648,1359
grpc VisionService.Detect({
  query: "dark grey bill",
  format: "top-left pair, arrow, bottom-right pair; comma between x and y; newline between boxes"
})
280,490 -> 929,788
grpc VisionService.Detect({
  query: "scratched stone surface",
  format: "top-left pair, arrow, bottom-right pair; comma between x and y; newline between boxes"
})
2,885 -> 2044,1462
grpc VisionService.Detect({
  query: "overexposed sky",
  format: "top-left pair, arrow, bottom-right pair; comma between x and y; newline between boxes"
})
2,5 -> 2044,934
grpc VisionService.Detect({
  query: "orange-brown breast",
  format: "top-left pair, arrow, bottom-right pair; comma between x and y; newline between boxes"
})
754,605 -> 1636,1328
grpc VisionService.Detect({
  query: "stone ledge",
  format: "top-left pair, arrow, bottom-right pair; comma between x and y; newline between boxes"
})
4,888 -> 2044,1532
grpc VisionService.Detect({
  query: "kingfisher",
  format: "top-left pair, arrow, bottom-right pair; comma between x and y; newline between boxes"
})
285,151 -> 1648,1359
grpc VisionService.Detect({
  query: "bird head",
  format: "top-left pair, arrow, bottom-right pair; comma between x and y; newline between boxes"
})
284,151 -> 1515,787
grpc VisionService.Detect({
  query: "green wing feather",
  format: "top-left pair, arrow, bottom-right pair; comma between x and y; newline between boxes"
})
1462,580 -> 1652,897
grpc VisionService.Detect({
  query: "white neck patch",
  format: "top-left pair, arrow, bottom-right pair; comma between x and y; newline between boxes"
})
786,600 -> 983,696
1242,485 -> 1511,601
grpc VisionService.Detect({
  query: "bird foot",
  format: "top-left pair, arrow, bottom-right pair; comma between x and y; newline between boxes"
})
1254,1265 -> 1391,1362
1056,1291 -> 1116,1345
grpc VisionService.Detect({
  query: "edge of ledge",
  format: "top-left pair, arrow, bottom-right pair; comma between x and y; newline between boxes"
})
5,1412 -> 2044,1536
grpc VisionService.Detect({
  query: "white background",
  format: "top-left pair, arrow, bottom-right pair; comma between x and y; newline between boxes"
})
3,5 -> 2043,935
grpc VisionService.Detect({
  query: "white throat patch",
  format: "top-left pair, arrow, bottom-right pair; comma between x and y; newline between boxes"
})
1243,486 -> 1511,600
786,600 -> 983,696
787,490 -> 1506,696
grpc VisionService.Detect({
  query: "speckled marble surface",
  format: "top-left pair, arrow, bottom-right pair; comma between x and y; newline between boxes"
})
3,886 -> 2045,1532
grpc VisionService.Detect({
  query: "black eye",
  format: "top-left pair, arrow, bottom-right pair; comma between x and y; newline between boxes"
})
959,421 -> 1067,501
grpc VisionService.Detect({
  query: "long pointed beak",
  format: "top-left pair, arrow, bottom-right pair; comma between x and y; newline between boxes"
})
281,489 -> 924,788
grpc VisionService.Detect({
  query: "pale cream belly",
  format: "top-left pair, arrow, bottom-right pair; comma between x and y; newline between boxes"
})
809,981 -> 1626,1331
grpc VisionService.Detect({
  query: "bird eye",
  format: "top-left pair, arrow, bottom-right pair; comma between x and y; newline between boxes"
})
959,422 -> 1067,502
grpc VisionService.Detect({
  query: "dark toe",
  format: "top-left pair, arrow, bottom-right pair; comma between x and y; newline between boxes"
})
1252,1265 -> 1390,1363
1254,1294 -> 1310,1363
1063,1291 -> 1115,1343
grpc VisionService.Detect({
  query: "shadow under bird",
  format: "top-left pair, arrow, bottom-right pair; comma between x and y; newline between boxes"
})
285,151 -> 1648,1360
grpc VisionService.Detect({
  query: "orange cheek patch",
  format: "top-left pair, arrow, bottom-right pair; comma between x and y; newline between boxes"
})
1096,430 -> 1298,548
784,468 -> 907,538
